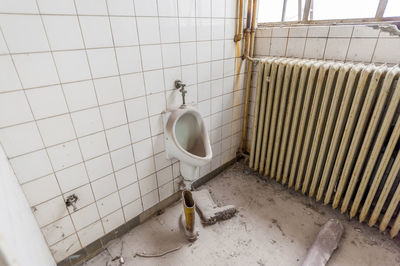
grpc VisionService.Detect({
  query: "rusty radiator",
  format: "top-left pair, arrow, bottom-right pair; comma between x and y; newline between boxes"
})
249,57 -> 400,237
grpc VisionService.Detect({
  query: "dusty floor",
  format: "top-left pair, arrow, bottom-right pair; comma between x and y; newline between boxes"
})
81,162 -> 400,266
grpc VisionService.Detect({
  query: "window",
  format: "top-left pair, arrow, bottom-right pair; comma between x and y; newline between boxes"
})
384,0 -> 400,17
257,0 -> 400,24
312,0 -> 379,20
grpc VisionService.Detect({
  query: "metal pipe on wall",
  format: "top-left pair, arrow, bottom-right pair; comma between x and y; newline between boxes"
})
240,0 -> 258,152
234,0 -> 244,42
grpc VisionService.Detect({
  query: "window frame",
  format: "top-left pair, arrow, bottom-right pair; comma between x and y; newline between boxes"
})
258,0 -> 400,26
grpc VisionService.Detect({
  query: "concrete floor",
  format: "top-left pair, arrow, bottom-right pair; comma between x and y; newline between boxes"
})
81,162 -> 400,266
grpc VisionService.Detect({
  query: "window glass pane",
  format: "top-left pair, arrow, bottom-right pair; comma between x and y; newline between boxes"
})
384,0 -> 400,17
258,0 -> 284,22
284,0 -> 303,21
313,0 -> 379,20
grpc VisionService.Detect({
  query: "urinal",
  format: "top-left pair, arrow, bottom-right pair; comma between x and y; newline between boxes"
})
163,80 -> 212,189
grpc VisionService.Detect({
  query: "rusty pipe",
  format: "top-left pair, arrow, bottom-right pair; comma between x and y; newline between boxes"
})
234,0 -> 244,42
240,0 -> 258,152
243,0 -> 252,58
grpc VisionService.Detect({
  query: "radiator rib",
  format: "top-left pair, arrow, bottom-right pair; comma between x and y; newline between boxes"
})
249,58 -> 400,237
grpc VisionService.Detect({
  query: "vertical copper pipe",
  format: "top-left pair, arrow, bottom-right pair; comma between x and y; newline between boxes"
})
234,0 -> 244,42
240,0 -> 258,151
243,0 -> 252,58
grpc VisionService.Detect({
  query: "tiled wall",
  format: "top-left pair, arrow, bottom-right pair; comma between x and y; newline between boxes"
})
246,24 -> 400,149
0,0 -> 245,262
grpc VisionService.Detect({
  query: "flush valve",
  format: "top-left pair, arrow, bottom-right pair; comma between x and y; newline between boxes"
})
175,80 -> 187,105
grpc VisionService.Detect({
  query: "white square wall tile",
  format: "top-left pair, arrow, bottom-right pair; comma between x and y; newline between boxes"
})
373,38 -> 400,64
0,122 -> 43,158
85,153 -> 113,181
116,46 -> 142,74
47,236 -> 78,264
100,102 -> 128,129
87,48 -> 118,78
115,165 -> 138,189
78,131 -> 109,160
152,134 -> 165,154
22,174 -> 61,206
140,45 -> 163,71
93,76 -> 123,105
142,189 -> 159,210
328,25 -> 353,38
178,0 -> 195,17
286,37 -> 306,58
0,90 -> 33,128
110,17 -> 138,46
347,38 -> 377,62
179,18 -> 196,42
180,42 -> 197,65
102,209 -> 125,233
0,0 -> 38,13
196,0 -> 211,17
133,138 -> 153,161
136,17 -> 160,45
269,38 -> 287,57
159,181 -> 173,200
149,114 -> 163,136
158,0 -> 178,16
77,220 -> 103,247
130,118 -> 151,143
123,198 -> 142,220
119,182 -> 140,205
0,55 -> 22,93
10,149 -> 53,183
91,174 -> 117,200
211,40 -> 224,60
50,234 -> 81,262
63,81 -> 97,112
79,16 -> 113,48
126,97 -> 148,122
147,92 -> 166,116
139,173 -> 157,195
324,38 -> 350,61
75,0 -> 107,15
143,70 -> 164,94
0,14 -> 49,53
37,114 -> 75,146
13,52 -> 59,89
33,196 -> 68,227
197,41 -> 211,63
134,0 -> 158,16
197,18 -> 211,41
106,0 -> 135,16
71,203 -> 100,230
212,18 -> 224,39
304,38 -> 326,59
71,107 -> 103,137
159,18 -> 179,43
136,156 -> 155,179
53,50 -> 91,83
156,165 -> 172,186
97,192 -> 121,217
37,0 -> 76,14
110,145 -> 134,170
47,140 -> 82,171
56,163 -> 89,193
154,151 -> 171,171
120,73 -> 145,99
26,85 -> 68,120
42,216 -> 75,247
198,62 -> 211,83
162,44 -> 181,68
42,15 -> 84,50
163,67 -> 181,90
106,125 -> 131,151
212,0 -> 225,17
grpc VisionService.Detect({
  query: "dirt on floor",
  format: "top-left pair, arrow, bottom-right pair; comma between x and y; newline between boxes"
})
80,161 -> 400,266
